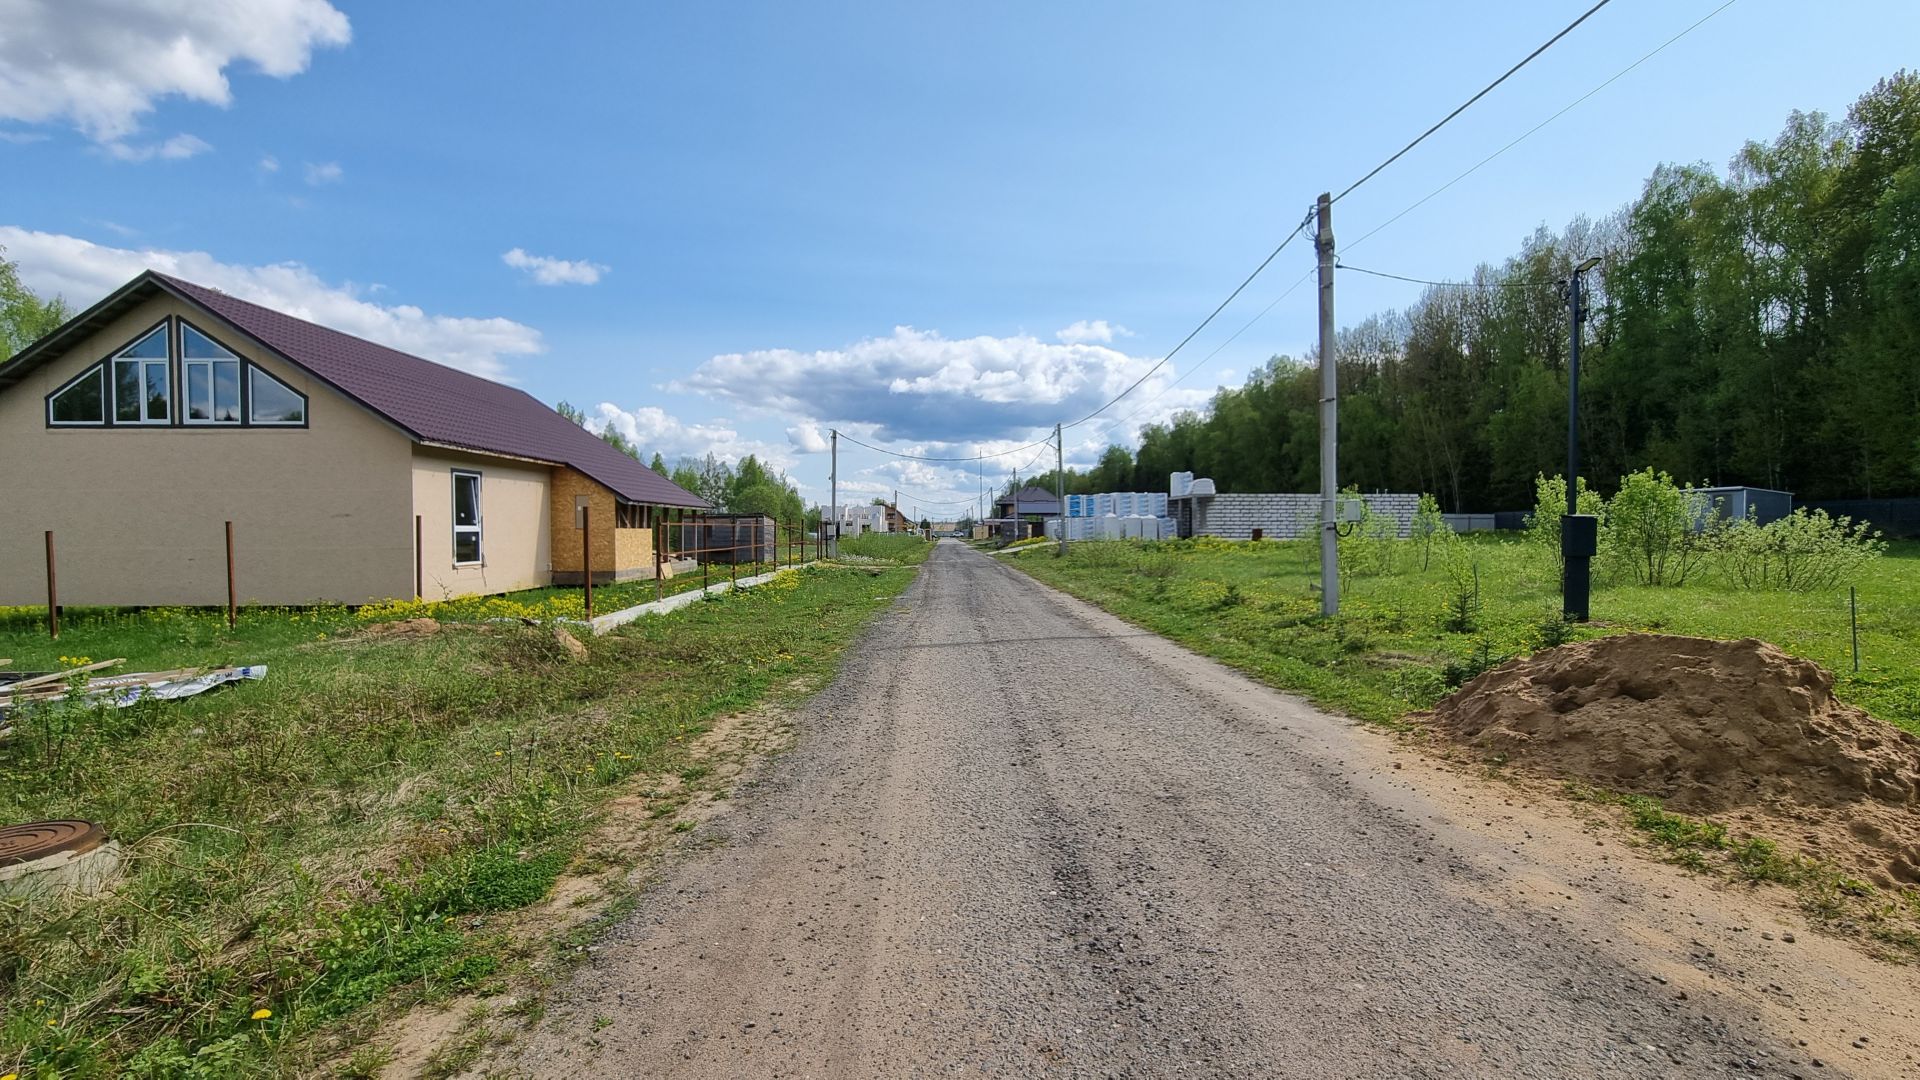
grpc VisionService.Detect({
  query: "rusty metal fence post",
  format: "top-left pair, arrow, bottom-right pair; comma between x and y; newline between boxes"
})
225,520 -> 237,630
44,529 -> 58,640
582,510 -> 595,619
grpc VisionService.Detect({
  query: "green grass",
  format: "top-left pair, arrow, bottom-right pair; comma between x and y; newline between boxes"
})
1562,783 -> 1920,959
0,562 -> 914,1077
835,532 -> 932,564
1007,535 -> 1920,734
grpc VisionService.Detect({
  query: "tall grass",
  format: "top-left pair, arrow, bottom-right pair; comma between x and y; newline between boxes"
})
0,563 -> 914,1076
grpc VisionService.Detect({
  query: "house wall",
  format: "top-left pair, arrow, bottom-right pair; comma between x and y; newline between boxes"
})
0,294 -> 416,606
548,467 -> 661,584
410,447 -> 553,599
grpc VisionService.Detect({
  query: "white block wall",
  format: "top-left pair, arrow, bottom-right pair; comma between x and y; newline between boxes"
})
1180,493 -> 1420,540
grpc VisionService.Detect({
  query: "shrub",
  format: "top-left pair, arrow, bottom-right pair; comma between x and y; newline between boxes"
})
1715,508 -> 1886,592
1526,473 -> 1604,572
1411,493 -> 1452,571
1601,468 -> 1710,586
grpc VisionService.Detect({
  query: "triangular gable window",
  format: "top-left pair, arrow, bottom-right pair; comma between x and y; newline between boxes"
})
248,365 -> 306,425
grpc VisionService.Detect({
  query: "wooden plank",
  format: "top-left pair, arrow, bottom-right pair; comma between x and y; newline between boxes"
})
1,658 -> 126,693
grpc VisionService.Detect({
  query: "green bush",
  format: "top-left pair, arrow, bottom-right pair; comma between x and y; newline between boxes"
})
1601,468 -> 1710,586
1715,508 -> 1886,592
837,532 -> 930,563
1526,473 -> 1605,573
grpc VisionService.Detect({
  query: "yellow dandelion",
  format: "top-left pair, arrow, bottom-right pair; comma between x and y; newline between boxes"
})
493,750 -> 504,756
251,1008 -> 273,1021
5,1071 -> 19,1080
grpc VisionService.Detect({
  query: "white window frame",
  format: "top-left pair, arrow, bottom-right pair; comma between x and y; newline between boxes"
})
180,322 -> 243,425
452,470 -> 484,566
183,357 -> 243,424
111,324 -> 173,425
46,363 -> 108,426
246,364 -> 308,426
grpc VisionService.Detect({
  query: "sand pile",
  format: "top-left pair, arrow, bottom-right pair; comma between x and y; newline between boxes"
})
1425,634 -> 1920,884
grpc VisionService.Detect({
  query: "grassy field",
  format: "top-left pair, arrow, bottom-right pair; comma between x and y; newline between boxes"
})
1006,534 -> 1920,735
835,532 -> 933,564
0,562 -> 915,1077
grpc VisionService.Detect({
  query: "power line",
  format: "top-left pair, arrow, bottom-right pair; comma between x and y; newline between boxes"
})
1336,262 -> 1559,290
1063,209 -> 1315,432
836,429 -> 1049,463
1347,0 -> 1739,252
1078,263 -> 1320,448
1331,0 -> 1613,205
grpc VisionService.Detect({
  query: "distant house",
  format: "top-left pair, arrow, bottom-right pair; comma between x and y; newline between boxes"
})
835,503 -> 888,536
993,486 -> 1061,519
880,501 -> 914,532
0,271 -> 709,606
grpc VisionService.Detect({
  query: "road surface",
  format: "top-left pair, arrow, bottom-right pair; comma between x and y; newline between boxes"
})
497,540 -> 1902,1078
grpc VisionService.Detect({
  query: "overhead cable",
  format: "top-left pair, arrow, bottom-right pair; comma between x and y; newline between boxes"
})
1346,0 -> 1740,252
1330,0 -> 1614,206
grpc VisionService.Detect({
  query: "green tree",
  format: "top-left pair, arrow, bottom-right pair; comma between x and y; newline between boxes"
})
1,247 -> 71,359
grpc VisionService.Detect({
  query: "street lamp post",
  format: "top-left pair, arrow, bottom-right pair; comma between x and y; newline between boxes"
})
1562,256 -> 1603,621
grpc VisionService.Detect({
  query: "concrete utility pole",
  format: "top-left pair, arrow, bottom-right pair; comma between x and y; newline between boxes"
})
830,429 -> 839,557
1055,422 -> 1067,556
1315,192 -> 1340,618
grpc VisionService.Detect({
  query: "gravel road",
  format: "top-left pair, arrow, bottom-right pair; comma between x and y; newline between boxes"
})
497,541 -> 1890,1078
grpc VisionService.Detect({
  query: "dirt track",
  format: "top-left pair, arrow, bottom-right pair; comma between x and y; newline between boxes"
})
493,541 -> 1919,1078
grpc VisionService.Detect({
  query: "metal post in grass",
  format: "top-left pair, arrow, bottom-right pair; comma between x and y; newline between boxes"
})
225,520 -> 237,630
654,507 -> 665,603
582,509 -> 594,620
1851,586 -> 1860,672
44,529 -> 58,640
415,514 -> 424,600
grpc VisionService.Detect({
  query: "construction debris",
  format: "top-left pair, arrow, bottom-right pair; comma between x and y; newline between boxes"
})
0,662 -> 266,718
552,625 -> 590,662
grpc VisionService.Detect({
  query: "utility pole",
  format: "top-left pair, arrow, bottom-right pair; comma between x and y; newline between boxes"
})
1055,422 -> 1067,556
1562,257 -> 1603,620
1315,192 -> 1340,617
830,429 -> 838,557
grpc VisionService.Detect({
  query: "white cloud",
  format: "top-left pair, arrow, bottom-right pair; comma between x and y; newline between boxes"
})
501,247 -> 608,286
0,129 -> 50,144
103,132 -> 211,162
258,154 -> 280,172
303,160 -> 341,185
587,404 -> 791,469
786,423 -> 830,454
0,0 -> 350,145
677,325 -> 1209,448
0,226 -> 543,381
1055,319 -> 1127,344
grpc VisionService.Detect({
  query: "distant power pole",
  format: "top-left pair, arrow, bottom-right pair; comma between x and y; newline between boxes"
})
1315,192 -> 1340,618
830,429 -> 839,557
1055,422 -> 1067,556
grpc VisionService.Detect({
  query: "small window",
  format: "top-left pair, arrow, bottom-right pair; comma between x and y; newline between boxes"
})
452,471 -> 482,565
182,324 -> 242,424
248,365 -> 306,425
48,364 -> 106,424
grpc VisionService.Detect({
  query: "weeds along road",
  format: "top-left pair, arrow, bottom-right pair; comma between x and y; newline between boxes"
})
498,540 -> 1861,1079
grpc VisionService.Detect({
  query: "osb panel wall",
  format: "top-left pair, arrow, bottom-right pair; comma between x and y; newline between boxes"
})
550,468 -> 619,574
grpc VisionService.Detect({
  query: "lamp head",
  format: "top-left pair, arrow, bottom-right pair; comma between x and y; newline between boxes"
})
1575,256 -> 1603,274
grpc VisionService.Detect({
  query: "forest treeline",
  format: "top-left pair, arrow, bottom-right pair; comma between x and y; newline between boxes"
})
1053,72 -> 1920,511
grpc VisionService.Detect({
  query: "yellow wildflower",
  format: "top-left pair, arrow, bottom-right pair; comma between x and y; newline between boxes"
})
251,1008 -> 273,1021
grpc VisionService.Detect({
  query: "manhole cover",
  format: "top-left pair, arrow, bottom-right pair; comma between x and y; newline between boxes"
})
0,821 -> 106,866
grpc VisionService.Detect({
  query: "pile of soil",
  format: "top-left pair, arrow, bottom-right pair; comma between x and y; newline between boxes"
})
1424,633 -> 1920,886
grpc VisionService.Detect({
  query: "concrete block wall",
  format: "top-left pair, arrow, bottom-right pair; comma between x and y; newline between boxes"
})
1185,493 -> 1420,540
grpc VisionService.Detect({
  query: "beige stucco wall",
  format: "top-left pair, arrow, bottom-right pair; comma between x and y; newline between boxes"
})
0,293 -> 416,606
410,447 -> 552,599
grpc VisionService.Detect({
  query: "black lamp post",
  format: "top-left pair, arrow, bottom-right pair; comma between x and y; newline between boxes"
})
1562,255 -> 1603,621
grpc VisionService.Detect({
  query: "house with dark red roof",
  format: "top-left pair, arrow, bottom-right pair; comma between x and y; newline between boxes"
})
0,271 -> 709,605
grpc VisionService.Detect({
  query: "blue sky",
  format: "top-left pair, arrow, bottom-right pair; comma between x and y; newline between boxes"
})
3,0 -> 1915,517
